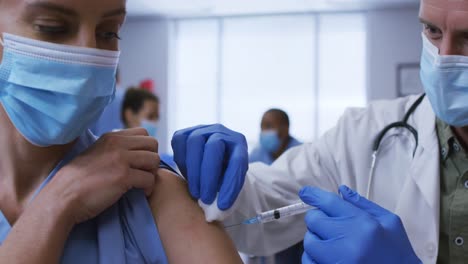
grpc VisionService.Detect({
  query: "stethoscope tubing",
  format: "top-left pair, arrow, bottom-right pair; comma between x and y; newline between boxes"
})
366,94 -> 426,199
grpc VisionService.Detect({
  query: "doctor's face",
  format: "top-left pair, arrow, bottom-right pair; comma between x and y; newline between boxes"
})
420,0 -> 468,55
0,0 -> 126,62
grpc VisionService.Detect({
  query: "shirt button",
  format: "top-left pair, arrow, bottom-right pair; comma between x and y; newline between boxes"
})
464,181 -> 468,189
441,147 -> 447,158
453,143 -> 461,152
426,242 -> 436,257
455,236 -> 464,246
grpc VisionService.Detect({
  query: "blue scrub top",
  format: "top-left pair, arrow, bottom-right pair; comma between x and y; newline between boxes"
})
249,136 -> 302,165
0,131 -> 168,264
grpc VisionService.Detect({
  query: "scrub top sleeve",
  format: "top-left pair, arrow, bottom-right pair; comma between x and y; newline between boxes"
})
159,160 -> 185,180
248,148 -> 261,163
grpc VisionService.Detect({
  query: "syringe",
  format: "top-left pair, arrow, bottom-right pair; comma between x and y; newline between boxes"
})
241,202 -> 315,225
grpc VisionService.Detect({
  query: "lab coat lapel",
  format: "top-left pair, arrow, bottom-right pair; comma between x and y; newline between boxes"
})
397,141 -> 440,262
408,139 -> 440,214
408,98 -> 440,216
394,98 -> 440,262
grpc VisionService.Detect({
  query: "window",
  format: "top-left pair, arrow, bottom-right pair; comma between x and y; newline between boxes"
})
318,14 -> 367,136
221,15 -> 316,145
169,13 -> 367,151
169,20 -> 219,130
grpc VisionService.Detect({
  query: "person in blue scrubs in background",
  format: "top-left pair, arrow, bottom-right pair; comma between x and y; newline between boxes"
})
122,88 -> 177,168
0,0 -> 242,263
250,109 -> 302,165
121,87 -> 160,135
249,108 -> 302,264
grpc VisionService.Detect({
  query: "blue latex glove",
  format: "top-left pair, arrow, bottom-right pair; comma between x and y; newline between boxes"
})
299,185 -> 421,264
171,124 -> 248,210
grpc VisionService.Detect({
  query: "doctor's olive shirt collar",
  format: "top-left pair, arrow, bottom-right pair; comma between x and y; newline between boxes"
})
436,118 -> 468,264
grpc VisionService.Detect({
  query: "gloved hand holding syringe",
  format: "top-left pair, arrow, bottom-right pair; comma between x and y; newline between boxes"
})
225,202 -> 315,228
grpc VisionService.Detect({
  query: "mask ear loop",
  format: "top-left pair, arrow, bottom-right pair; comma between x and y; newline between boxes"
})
0,35 -> 4,65
0,32 -> 5,46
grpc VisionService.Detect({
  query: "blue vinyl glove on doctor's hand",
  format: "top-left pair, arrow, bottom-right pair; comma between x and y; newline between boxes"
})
171,124 -> 248,214
299,185 -> 421,264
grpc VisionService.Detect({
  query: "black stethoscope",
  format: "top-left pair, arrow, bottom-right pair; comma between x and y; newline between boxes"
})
161,93 -> 428,199
366,93 -> 426,199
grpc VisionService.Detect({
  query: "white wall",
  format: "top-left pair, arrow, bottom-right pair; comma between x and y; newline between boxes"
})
119,17 -> 172,152
366,7 -> 422,101
119,6 -> 423,150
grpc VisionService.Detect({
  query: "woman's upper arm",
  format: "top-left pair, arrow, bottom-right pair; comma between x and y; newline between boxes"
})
149,169 -> 242,264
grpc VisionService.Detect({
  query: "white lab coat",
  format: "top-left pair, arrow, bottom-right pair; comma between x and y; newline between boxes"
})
225,95 -> 440,264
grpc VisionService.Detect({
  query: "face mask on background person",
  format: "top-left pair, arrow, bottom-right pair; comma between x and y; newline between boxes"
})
420,33 -> 468,127
259,130 -> 281,153
0,33 -> 119,147
141,119 -> 159,138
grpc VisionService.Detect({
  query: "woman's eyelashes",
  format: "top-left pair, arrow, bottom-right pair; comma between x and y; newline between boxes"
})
29,17 -> 122,48
32,18 -> 71,39
34,24 -> 68,35
97,22 -> 123,42
97,31 -> 121,41
32,25 -> 121,44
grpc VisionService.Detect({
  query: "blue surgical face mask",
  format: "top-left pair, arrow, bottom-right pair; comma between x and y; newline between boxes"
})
260,130 -> 281,153
0,33 -> 119,146
420,33 -> 468,127
141,120 -> 159,138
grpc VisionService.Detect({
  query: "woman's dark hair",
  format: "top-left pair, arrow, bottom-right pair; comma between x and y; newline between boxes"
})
121,88 -> 159,127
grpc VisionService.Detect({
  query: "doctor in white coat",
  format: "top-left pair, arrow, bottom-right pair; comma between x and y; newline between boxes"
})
171,0 -> 468,263
226,94 -> 435,262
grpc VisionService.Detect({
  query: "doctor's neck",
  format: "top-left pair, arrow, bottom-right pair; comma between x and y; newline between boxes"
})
271,137 -> 291,160
0,106 -> 74,203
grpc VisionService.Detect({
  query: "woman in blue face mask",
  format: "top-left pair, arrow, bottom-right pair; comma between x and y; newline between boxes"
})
121,88 -> 177,169
0,0 -> 242,263
122,88 -> 160,138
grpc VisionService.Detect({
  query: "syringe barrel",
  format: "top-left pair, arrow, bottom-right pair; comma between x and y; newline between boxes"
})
258,202 -> 314,224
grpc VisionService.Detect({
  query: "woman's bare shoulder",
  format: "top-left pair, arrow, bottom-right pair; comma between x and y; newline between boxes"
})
148,168 -> 242,264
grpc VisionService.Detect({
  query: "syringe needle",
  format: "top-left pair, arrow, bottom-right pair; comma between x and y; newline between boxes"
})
223,223 -> 243,229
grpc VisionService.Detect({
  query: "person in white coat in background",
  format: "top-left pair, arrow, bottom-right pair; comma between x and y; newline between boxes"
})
171,0 -> 468,263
